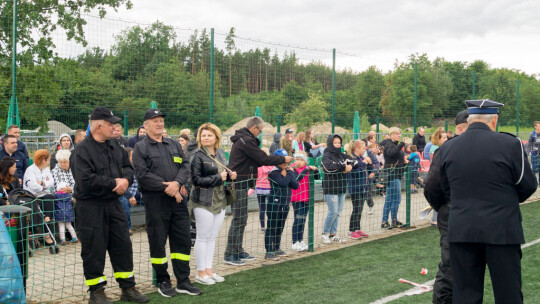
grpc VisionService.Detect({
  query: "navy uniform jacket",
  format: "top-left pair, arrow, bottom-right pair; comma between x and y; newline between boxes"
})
439,122 -> 537,245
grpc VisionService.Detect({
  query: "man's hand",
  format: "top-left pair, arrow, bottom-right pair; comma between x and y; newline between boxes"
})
309,166 -> 318,170
163,181 -> 180,197
229,171 -> 237,180
221,171 -> 228,181
281,169 -> 287,177
60,187 -> 72,193
112,178 -> 129,195
284,156 -> 293,163
344,164 -> 353,173
129,197 -> 137,206
369,172 -> 375,179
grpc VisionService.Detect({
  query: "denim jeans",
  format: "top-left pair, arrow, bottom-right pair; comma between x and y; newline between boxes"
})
323,194 -> 346,234
292,201 -> 309,243
265,199 -> 290,253
382,179 -> 401,224
118,196 -> 131,230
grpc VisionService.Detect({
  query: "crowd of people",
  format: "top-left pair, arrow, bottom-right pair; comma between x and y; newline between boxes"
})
2,104 -> 539,304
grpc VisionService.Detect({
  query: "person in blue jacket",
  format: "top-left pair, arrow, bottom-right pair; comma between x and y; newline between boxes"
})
264,149 -> 308,261
346,140 -> 371,239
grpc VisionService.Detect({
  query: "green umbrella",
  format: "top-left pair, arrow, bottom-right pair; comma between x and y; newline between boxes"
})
6,95 -> 20,132
255,106 -> 262,147
353,111 -> 360,140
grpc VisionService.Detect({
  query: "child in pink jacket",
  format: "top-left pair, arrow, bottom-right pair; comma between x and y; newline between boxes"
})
290,151 -> 319,251
256,164 -> 274,232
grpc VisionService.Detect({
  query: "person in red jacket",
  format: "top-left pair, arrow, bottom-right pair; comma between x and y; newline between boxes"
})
290,151 -> 319,251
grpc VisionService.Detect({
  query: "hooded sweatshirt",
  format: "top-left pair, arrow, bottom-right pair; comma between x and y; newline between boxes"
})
321,135 -> 350,195
228,127 -> 285,188
50,133 -> 74,169
269,133 -> 282,155
128,126 -> 146,148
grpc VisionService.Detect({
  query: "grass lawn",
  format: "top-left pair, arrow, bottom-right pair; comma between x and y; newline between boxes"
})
118,201 -> 540,304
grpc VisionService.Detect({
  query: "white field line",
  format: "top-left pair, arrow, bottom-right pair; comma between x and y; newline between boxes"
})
369,237 -> 540,304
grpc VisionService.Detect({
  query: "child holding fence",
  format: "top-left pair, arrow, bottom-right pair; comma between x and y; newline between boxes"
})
408,145 -> 422,193
256,148 -> 273,232
346,140 -> 371,239
265,149 -> 308,260
290,151 -> 319,252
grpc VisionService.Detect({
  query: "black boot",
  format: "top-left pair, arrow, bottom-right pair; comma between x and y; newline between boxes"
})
88,288 -> 112,304
121,286 -> 150,303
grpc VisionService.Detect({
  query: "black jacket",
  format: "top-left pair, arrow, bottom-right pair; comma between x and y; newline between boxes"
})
321,135 -> 350,195
412,133 -> 426,152
228,127 -> 285,187
439,123 -> 537,244
133,135 -> 190,194
190,148 -> 228,207
71,133 -> 134,202
383,140 -> 407,180
268,167 -> 308,204
423,148 -> 445,211
128,126 -> 146,148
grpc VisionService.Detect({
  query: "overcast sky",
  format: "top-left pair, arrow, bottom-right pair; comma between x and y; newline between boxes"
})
94,0 -> 540,75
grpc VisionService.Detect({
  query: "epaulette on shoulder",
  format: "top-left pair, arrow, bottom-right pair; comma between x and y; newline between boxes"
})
499,132 -> 517,138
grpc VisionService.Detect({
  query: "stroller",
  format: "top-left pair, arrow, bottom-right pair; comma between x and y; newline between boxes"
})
8,189 -> 60,255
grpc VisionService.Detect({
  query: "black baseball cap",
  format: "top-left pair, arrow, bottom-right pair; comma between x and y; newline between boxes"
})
285,128 -> 294,134
454,109 -> 469,125
143,108 -> 167,121
90,106 -> 121,123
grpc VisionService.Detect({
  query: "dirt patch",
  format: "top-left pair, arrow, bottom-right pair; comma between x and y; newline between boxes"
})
224,120 -> 350,136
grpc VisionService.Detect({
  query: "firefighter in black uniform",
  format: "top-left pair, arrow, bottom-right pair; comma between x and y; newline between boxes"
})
439,99 -> 537,304
132,109 -> 201,298
71,106 -> 149,304
424,109 -> 469,304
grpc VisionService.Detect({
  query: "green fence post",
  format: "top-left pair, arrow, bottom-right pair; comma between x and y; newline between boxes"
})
277,115 -> 281,133
376,117 -> 380,142
472,71 -> 476,99
413,63 -> 418,134
331,48 -> 336,134
516,79 -> 520,134
7,0 -> 20,131
308,157 -> 315,252
405,165 -> 411,228
445,120 -> 448,132
255,106 -> 262,147
210,28 -> 215,123
123,110 -> 128,136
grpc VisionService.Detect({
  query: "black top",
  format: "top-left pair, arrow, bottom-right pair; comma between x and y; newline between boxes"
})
412,133 -> 426,152
321,135 -> 350,195
114,136 -> 129,148
133,136 -> 190,194
228,127 -> 285,187
70,133 -> 134,201
190,148 -> 227,206
439,122 -> 537,244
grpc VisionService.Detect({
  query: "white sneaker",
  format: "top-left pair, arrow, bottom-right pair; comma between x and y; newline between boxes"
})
331,235 -> 344,243
211,273 -> 225,283
368,207 -> 374,215
300,241 -> 309,251
292,242 -> 303,251
195,275 -> 215,285
321,234 -> 331,244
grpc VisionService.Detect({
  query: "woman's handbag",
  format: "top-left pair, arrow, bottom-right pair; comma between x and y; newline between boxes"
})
378,161 -> 399,186
224,182 -> 237,206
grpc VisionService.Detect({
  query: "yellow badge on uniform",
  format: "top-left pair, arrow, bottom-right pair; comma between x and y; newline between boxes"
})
174,157 -> 183,164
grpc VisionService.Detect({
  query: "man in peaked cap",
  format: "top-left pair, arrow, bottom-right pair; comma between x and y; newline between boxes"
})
71,106 -> 149,304
132,108 -> 201,298
438,99 -> 537,303
424,108 -> 469,304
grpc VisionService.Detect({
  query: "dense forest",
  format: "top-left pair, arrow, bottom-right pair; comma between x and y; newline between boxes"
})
1,20 -> 540,132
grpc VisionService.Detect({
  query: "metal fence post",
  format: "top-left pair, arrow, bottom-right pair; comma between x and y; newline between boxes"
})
123,110 -> 128,136
405,165 -> 411,228
277,115 -> 281,133
376,117 -> 380,142
331,48 -> 336,134
413,63 -> 418,133
516,79 -> 520,134
308,157 -> 315,252
445,120 -> 448,132
472,71 -> 476,99
210,28 -> 214,123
